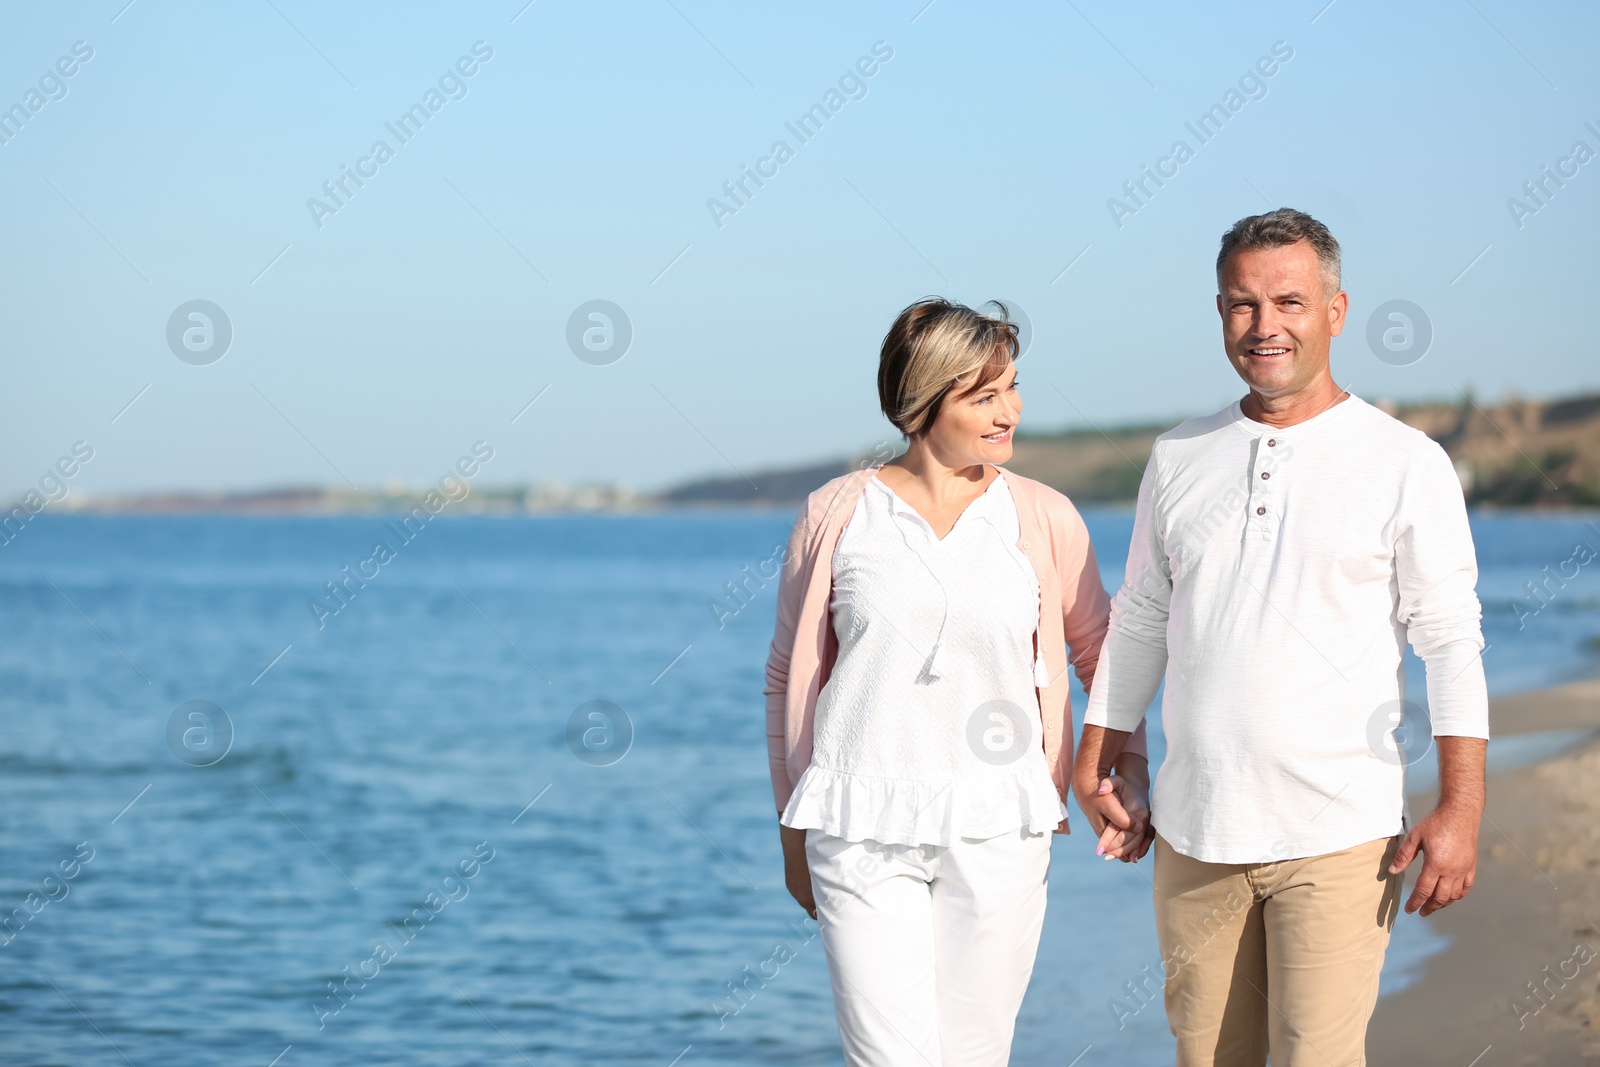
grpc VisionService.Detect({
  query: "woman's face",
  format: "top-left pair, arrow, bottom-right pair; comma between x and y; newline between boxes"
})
921,355 -> 1021,467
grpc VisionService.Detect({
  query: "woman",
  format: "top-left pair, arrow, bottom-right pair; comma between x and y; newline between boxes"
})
762,297 -> 1153,1066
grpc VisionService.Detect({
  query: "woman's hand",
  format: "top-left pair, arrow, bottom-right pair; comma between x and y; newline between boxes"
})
779,823 -> 817,919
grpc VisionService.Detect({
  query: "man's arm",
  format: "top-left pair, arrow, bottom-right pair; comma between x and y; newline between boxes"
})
1387,442 -> 1491,915
1081,448 -> 1170,736
1387,735 -> 1485,914
1058,501 -> 1153,765
1076,451 -> 1169,860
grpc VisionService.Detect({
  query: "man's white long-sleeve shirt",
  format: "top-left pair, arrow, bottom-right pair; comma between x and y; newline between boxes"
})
1082,394 -> 1489,863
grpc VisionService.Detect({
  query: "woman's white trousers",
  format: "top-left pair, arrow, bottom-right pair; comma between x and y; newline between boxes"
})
805,825 -> 1051,1066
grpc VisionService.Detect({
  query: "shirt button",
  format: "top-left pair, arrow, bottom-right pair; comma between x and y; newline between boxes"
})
1267,438 -> 1277,447
1256,506 -> 1266,515
1260,471 -> 1270,480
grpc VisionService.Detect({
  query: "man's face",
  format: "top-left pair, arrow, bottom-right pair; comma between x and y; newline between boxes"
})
1216,240 -> 1347,401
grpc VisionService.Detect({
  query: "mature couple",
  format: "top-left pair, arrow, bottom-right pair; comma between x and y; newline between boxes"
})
762,209 -> 1489,1066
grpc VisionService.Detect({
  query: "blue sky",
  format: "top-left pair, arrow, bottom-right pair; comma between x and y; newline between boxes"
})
2,0 -> 1596,497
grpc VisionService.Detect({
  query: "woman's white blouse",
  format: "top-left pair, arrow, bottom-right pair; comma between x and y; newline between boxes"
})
779,472 -> 1067,847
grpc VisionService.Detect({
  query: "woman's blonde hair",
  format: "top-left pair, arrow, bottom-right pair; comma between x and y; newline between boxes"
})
878,297 -> 1020,438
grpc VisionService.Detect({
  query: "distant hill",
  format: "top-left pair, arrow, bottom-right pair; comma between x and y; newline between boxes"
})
1386,393 -> 1600,507
660,392 -> 1600,510
48,391 -> 1600,515
657,460 -> 866,508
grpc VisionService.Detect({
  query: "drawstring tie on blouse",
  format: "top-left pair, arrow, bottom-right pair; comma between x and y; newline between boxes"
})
893,502 -> 1050,688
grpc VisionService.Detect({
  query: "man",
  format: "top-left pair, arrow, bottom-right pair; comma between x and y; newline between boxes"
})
1074,208 -> 1489,1066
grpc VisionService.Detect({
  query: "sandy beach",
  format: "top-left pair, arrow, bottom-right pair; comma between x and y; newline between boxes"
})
1367,679 -> 1600,1065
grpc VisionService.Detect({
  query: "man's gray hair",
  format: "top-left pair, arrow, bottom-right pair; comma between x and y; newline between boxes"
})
1216,207 -> 1341,295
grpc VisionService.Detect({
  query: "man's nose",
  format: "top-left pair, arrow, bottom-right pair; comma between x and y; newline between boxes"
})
1252,306 -> 1282,340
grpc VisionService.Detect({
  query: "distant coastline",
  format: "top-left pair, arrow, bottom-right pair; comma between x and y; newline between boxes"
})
30,390 -> 1600,516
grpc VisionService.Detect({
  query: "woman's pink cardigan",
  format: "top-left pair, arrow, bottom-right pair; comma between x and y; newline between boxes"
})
763,463 -> 1148,835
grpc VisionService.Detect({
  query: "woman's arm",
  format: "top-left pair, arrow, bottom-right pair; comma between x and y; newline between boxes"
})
1059,504 -> 1111,696
779,824 -> 816,919
763,501 -> 813,813
766,501 -> 826,918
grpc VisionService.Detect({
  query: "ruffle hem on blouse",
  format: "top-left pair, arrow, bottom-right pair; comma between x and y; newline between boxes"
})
780,763 -> 1068,847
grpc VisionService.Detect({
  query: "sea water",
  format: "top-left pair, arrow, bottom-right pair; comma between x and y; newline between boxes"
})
0,508 -> 1595,1065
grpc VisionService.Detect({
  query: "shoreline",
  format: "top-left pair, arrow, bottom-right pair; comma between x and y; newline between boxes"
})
1367,679 -> 1600,1063
23,501 -> 1600,518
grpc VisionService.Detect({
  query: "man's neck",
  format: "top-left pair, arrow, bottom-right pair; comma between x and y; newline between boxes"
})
1241,380 -> 1349,429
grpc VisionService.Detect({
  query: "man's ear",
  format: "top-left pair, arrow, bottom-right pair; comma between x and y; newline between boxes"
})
1327,289 -> 1349,337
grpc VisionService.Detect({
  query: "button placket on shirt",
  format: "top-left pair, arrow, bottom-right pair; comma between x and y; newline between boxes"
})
1247,433 -> 1287,539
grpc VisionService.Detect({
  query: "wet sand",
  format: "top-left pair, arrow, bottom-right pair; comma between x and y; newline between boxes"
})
1367,679 -> 1600,1065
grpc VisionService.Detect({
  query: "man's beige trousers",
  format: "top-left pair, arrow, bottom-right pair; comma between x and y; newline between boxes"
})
1153,832 -> 1404,1066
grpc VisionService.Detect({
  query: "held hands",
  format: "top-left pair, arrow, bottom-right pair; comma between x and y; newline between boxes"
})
1072,772 -> 1153,863
1387,800 -> 1480,916
1071,728 -> 1152,864
1097,777 -> 1154,862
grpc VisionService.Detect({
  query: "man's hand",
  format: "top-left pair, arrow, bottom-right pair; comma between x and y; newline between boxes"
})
779,823 -> 816,919
1388,735 -> 1486,916
1388,801 -> 1480,915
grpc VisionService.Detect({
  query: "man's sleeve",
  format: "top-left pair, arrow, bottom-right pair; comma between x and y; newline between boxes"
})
1082,448 -> 1171,734
1057,499 -> 1148,759
1396,443 -> 1489,739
